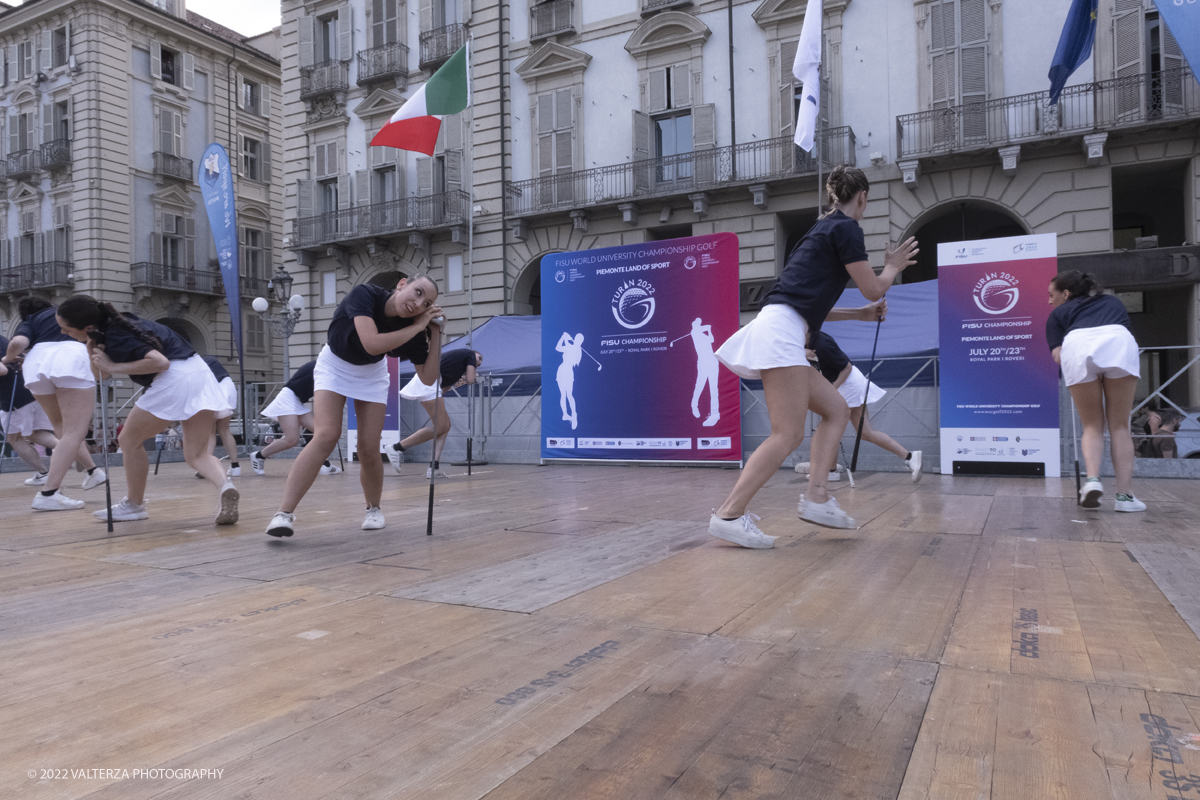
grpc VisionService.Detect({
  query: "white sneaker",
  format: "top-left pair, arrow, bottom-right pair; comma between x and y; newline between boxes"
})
425,467 -> 450,479
250,451 -> 266,476
1114,494 -> 1147,513
361,507 -> 386,530
906,451 -> 923,483
798,494 -> 857,529
266,511 -> 295,538
81,468 -> 107,490
227,466 -> 241,477
1080,478 -> 1103,509
708,513 -> 776,549
827,470 -> 841,482
386,447 -> 403,475
319,464 -> 342,475
32,490 -> 85,511
214,482 -> 239,525
93,497 -> 148,522
794,462 -> 811,474
24,472 -> 48,486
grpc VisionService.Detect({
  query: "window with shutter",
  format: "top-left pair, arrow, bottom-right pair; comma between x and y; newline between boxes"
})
1160,19 -> 1184,112
1112,0 -> 1144,119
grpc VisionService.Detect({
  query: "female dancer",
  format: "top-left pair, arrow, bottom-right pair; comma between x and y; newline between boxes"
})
201,355 -> 241,476
807,330 -> 922,482
1047,271 -> 1144,511
388,349 -> 482,477
0,341 -> 74,484
265,276 -> 443,538
709,165 -> 918,547
55,296 -> 238,524
250,360 -> 341,476
2,297 -> 104,511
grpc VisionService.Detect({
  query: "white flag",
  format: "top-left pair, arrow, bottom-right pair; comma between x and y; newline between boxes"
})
792,0 -> 823,152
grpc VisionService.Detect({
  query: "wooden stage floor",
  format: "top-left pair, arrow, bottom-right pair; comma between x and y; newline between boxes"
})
4,462 -> 1200,799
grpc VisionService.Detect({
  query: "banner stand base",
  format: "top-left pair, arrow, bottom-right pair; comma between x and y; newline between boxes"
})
952,461 -> 1046,477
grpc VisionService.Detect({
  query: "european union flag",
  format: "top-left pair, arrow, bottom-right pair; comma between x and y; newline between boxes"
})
1048,0 -> 1098,104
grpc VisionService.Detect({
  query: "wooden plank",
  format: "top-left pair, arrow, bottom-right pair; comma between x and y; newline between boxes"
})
870,492 -> 994,535
982,496 -> 1118,541
1127,541 -> 1200,641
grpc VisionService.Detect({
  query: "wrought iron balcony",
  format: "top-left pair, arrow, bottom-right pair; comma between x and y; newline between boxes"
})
295,190 -> 471,249
0,262 -> 75,295
130,263 -> 223,296
505,127 -> 854,218
6,149 -> 40,182
357,42 -> 409,88
153,152 -> 194,182
240,273 -> 267,298
419,24 -> 468,70
531,0 -> 574,40
300,60 -> 349,101
40,139 -> 71,171
897,66 -> 1200,159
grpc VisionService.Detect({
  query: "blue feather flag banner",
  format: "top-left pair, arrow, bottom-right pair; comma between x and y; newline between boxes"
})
198,144 -> 243,361
1154,1 -> 1200,84
1048,0 -> 1098,104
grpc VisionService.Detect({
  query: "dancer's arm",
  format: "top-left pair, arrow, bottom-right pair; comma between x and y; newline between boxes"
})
3,335 -> 29,364
414,320 -> 443,387
1051,346 -> 1062,365
91,346 -> 169,379
827,298 -> 887,322
463,364 -> 477,385
833,364 -> 852,389
354,305 -> 443,356
845,238 -> 918,301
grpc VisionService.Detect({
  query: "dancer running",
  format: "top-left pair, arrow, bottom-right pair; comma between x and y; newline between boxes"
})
0,339 -> 76,484
807,330 -> 922,482
709,165 -> 918,547
1047,271 -> 1145,511
265,276 -> 443,538
55,296 -> 239,524
250,360 -> 341,476
201,355 -> 242,477
2,297 -> 104,511
387,349 -> 482,478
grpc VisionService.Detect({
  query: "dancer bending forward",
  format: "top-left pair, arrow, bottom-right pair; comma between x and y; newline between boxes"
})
1047,270 -> 1145,511
251,360 -> 341,476
56,296 -> 238,524
266,276 -> 442,538
709,165 -> 917,548
0,339 -> 81,485
388,349 -> 482,478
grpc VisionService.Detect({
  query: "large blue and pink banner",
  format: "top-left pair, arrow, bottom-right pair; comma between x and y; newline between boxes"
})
938,233 -> 1061,476
541,233 -> 742,463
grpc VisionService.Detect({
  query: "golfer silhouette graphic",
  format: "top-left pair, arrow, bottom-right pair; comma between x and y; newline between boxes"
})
687,318 -> 720,426
556,332 -> 584,430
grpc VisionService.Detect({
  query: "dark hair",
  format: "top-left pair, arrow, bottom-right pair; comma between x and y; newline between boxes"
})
18,296 -> 53,320
411,274 -> 438,296
1051,270 -> 1101,299
57,296 -> 165,355
823,165 -> 870,216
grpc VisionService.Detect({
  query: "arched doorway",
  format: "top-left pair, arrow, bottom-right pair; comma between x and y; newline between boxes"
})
156,317 -> 208,354
514,255 -> 550,316
906,203 -> 1027,283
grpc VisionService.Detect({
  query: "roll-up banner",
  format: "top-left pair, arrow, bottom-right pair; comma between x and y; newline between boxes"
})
198,144 -> 242,361
540,233 -> 742,464
938,233 -> 1061,477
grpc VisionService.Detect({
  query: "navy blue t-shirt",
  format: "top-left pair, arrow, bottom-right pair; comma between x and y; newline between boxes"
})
284,360 -> 316,403
102,316 -> 195,388
764,210 -> 868,336
14,307 -> 73,347
327,284 -> 430,366
808,331 -> 851,384
202,355 -> 231,382
0,336 -> 36,412
1045,294 -> 1131,350
439,349 -> 477,389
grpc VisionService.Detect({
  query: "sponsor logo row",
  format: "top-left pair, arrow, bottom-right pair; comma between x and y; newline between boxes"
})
547,437 -> 732,450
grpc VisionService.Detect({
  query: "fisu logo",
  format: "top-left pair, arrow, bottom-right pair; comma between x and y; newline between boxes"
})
972,272 -> 1020,315
611,279 -> 657,329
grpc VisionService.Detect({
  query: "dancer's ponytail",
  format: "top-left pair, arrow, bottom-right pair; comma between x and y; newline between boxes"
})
1051,270 -> 1101,299
822,165 -> 870,218
57,295 -> 165,354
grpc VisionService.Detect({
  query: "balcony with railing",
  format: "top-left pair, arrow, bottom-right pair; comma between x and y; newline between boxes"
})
505,127 -> 855,218
419,24 -> 468,69
241,273 -> 267,298
130,263 -> 223,296
897,66 -> 1200,160
295,190 -> 471,249
6,149 -> 40,182
300,60 -> 350,101
40,139 -> 71,171
0,262 -> 75,295
153,152 -> 194,182
358,42 -> 409,88
531,0 -> 575,40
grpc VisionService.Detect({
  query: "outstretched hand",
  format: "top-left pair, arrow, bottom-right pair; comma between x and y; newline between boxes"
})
885,237 -> 919,273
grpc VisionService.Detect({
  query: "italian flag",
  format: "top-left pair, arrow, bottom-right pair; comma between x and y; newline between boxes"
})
370,43 -> 470,156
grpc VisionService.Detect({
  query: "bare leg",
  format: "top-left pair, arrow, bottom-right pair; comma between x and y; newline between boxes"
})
805,377 -> 851,503
181,411 -> 227,491
213,416 -> 238,462
259,415 -> 303,458
118,407 -> 173,505
848,407 -> 909,460
401,398 -> 451,456
354,399 -> 386,508
278,391 -> 345,514
36,388 -> 96,492
1101,375 -> 1138,496
7,433 -> 47,473
1068,379 -> 1106,479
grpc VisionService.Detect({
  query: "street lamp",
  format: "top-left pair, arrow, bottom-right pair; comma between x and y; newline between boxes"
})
254,265 -> 305,377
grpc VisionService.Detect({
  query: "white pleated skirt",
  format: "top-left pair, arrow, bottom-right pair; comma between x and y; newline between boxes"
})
838,365 -> 887,408
0,400 -> 54,437
261,387 -> 310,420
399,373 -> 442,403
136,355 -> 230,421
1060,325 -> 1140,387
22,341 -> 95,395
215,376 -> 238,419
314,345 -> 390,404
715,303 -> 810,380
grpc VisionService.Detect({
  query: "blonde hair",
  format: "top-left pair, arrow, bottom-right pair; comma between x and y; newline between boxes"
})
822,165 -> 870,217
